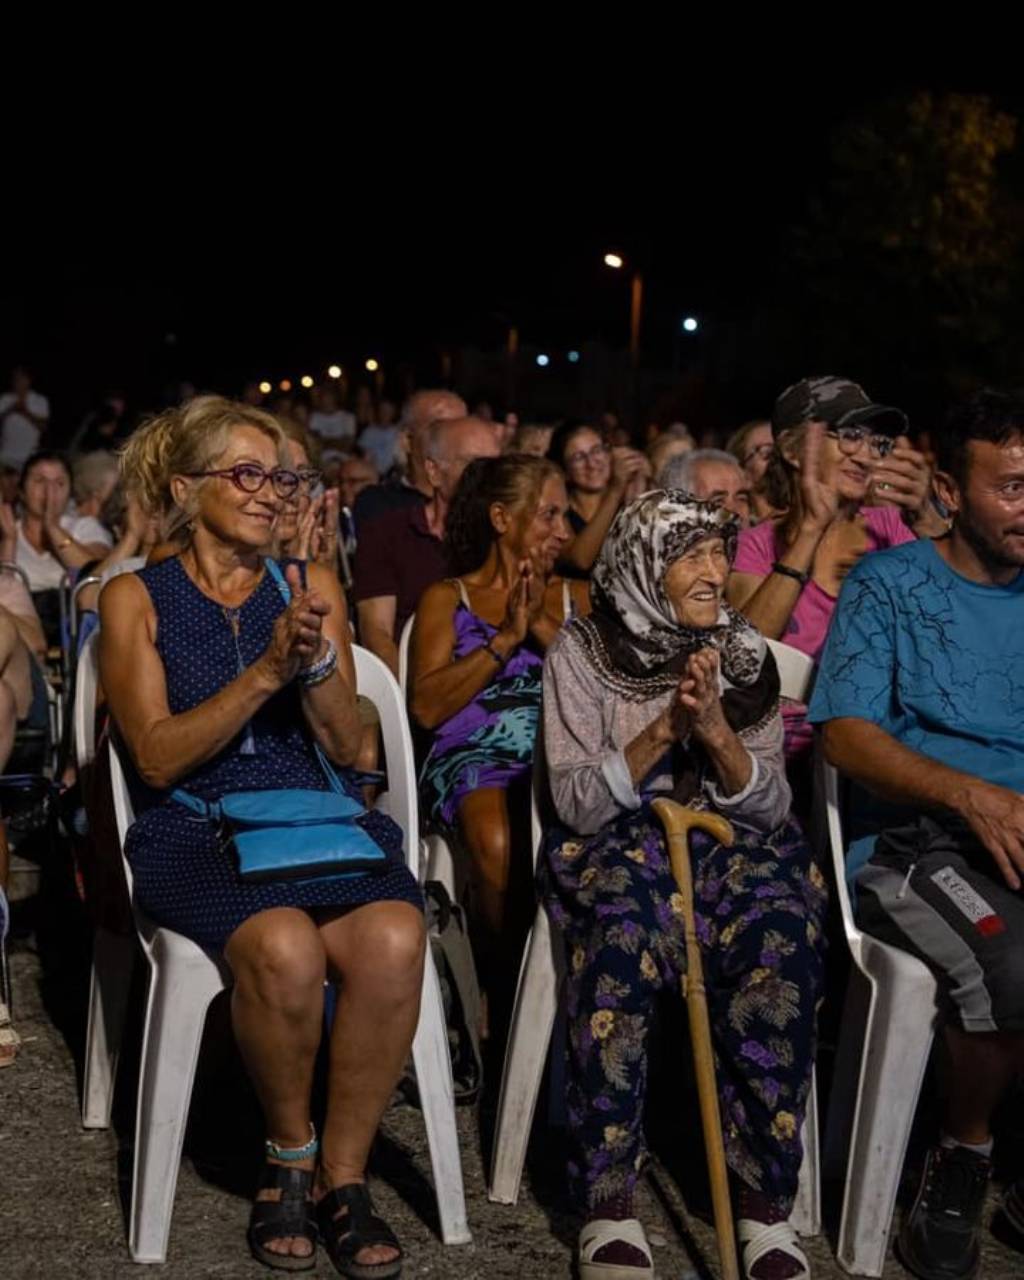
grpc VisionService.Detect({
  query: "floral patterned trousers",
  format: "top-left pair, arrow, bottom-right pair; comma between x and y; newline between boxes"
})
541,806 -> 826,1212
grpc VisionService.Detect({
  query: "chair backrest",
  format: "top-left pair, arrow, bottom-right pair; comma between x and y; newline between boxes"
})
74,629 -> 100,768
397,614 -> 415,697
817,752 -> 862,955
352,643 -> 420,878
765,637 -> 816,703
107,735 -> 137,898
70,574 -> 104,643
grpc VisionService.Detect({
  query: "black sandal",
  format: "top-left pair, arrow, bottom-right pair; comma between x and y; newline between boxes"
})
248,1164 -> 318,1272
316,1182 -> 403,1279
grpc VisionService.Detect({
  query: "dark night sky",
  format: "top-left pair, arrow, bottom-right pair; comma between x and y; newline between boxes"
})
5,71 -> 1021,429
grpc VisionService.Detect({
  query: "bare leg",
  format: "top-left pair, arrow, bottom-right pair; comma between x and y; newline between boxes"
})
0,683 -> 17,777
224,907 -> 327,1260
459,788 -> 512,943
458,786 -> 533,1038
943,1026 -> 1024,1144
0,609 -> 32,721
316,900 -> 425,1267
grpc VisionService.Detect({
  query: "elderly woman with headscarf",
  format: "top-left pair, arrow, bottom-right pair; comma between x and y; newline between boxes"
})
541,491 -> 826,1280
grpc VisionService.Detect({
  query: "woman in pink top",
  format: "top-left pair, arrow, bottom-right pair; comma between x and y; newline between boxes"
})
728,379 -> 946,755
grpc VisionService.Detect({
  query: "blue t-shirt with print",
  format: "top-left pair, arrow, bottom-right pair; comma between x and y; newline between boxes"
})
807,537 -> 1024,881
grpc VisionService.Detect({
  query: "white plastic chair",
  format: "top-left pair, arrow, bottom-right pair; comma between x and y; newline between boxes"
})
819,754 -> 940,1276
103,643 -> 469,1262
398,612 -> 459,897
489,637 -> 822,1240
78,631 -> 138,1130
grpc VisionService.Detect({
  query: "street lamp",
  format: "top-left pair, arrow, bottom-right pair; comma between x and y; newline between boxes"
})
682,316 -> 699,333
300,375 -> 314,389
603,252 -> 643,369
279,379 -> 292,393
327,364 -> 342,379
258,381 -> 272,395
365,358 -> 380,373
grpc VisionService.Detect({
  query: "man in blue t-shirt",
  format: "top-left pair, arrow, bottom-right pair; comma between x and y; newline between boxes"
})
809,389 -> 1024,1280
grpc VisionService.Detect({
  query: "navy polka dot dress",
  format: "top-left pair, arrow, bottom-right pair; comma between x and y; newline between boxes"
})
123,556 -> 422,950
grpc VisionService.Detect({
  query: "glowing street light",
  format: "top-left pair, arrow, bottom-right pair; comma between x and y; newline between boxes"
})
300,375 -> 314,389
536,354 -> 550,367
682,316 -> 699,333
365,358 -> 380,373
327,365 -> 342,379
567,350 -> 580,364
279,379 -> 292,393
603,252 -> 643,368
258,381 -> 272,395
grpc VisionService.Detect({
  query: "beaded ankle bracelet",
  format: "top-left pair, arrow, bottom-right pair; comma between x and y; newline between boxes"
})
265,1122 -> 320,1162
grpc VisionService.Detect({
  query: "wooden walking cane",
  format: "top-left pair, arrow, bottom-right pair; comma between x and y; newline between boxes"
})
652,798 -> 741,1280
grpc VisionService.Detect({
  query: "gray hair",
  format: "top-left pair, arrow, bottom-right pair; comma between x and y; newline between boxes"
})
73,450 -> 121,503
658,447 -> 740,491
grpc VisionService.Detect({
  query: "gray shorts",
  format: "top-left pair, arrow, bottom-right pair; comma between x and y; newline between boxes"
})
855,822 -> 1024,1033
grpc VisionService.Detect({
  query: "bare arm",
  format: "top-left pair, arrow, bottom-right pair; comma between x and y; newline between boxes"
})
728,422 -> 837,636
410,576 -> 530,730
823,716 -> 1024,890
560,448 -> 646,572
99,568 -> 324,789
296,562 -> 362,767
355,595 -> 399,678
726,522 -> 824,638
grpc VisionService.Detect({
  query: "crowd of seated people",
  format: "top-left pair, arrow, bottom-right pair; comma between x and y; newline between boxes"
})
4,366 -> 1024,1280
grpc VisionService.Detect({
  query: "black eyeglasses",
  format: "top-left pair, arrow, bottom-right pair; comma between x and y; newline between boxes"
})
296,468 -> 323,493
187,463 -> 300,498
566,442 -> 609,468
825,426 -> 896,459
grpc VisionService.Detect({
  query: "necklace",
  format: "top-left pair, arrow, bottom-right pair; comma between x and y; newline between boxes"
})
223,604 -> 257,755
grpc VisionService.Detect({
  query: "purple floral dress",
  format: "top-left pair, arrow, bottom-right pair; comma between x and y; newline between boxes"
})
420,583 -> 543,827
541,808 -> 826,1213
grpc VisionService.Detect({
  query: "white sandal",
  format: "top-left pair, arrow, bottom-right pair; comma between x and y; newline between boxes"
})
0,1000 -> 20,1067
737,1218 -> 810,1280
578,1217 -> 654,1279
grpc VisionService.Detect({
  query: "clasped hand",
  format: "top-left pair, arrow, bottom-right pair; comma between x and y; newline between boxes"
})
261,564 -> 331,685
660,648 -> 728,744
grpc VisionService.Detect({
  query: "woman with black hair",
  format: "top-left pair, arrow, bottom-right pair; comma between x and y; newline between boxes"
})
547,421 -> 649,579
410,454 -> 586,1032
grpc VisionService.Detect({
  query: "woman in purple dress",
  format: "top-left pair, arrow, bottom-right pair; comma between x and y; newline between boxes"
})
410,454 -> 587,1033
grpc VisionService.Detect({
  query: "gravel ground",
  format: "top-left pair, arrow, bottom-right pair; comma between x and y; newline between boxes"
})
2,877 -> 1023,1279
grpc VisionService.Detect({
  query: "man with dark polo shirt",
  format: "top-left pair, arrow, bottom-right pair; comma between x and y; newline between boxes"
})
354,415 -> 499,674
352,388 -> 468,527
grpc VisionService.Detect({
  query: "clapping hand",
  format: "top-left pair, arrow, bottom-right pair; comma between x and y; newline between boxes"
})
261,563 -> 331,685
663,649 -> 728,745
869,435 -> 932,519
799,423 -> 841,532
610,447 -> 648,499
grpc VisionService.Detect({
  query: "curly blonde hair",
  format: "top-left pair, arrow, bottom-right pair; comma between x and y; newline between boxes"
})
119,396 -> 285,539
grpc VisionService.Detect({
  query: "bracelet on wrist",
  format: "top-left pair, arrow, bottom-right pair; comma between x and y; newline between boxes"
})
771,561 -> 809,587
482,640 -> 506,667
299,639 -> 338,687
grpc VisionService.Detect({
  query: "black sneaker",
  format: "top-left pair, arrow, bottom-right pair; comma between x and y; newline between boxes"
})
998,1177 -> 1024,1244
898,1144 -> 991,1280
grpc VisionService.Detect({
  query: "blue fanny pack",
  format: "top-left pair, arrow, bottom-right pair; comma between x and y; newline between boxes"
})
170,558 -> 387,883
